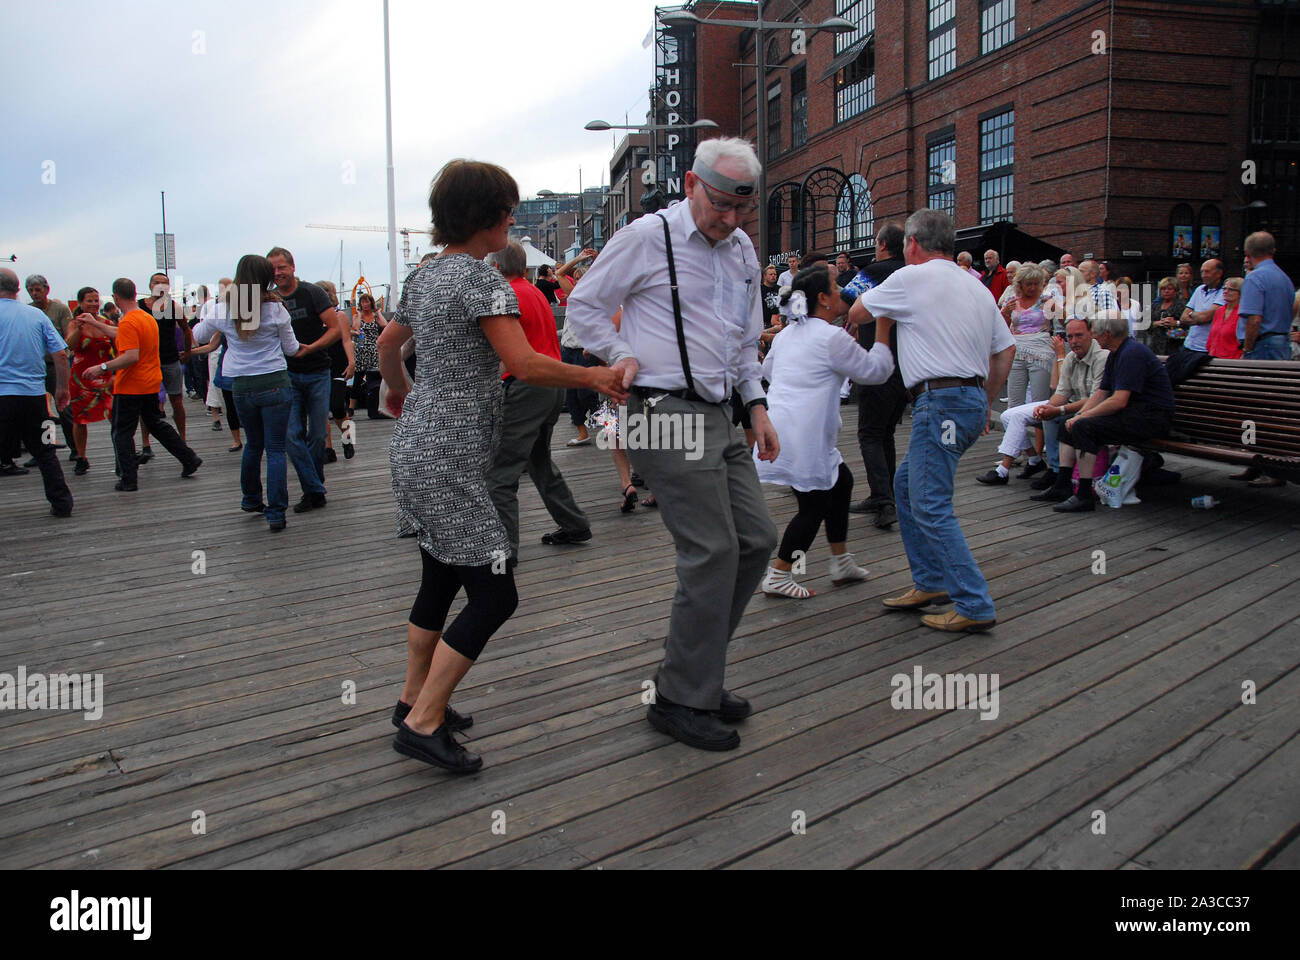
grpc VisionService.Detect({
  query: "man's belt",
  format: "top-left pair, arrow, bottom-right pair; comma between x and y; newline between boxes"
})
907,376 -> 985,402
1239,333 -> 1289,348
631,385 -> 726,405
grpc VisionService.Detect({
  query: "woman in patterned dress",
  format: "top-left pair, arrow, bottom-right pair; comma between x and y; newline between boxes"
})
350,293 -> 385,419
378,159 -> 626,774
66,287 -> 115,476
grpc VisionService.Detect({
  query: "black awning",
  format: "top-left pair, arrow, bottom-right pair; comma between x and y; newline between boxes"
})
819,32 -> 873,83
955,222 -> 1066,264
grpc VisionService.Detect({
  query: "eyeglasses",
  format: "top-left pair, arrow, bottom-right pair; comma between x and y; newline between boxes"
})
697,179 -> 757,216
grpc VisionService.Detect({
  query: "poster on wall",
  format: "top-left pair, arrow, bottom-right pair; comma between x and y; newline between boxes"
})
1172,226 -> 1194,259
1200,226 -> 1221,260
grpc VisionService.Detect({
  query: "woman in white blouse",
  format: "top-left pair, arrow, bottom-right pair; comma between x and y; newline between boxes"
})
193,255 -> 302,532
755,262 -> 895,599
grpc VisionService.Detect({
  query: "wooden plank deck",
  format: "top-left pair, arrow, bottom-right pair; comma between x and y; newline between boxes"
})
1,396 -> 1297,870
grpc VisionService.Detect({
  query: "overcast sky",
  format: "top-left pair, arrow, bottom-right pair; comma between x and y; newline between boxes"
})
4,0 -> 669,302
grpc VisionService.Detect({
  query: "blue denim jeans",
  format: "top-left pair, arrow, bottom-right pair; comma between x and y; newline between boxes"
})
234,387 -> 293,523
894,386 -> 997,621
286,369 -> 329,495
1243,336 -> 1291,361
1042,415 -> 1061,471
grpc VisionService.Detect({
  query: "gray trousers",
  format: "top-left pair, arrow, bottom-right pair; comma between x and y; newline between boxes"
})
626,396 -> 778,711
487,381 -> 590,558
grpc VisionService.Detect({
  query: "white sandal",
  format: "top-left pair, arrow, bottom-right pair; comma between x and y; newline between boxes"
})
762,566 -> 813,599
830,552 -> 869,585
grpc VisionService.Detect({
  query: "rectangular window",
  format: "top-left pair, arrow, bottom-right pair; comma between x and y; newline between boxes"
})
791,67 -> 808,149
767,82 -> 782,160
928,0 -> 957,80
835,41 -> 875,123
835,0 -> 876,54
980,0 -> 1015,55
927,135 -> 956,218
1253,75 -> 1300,143
979,109 -> 1015,223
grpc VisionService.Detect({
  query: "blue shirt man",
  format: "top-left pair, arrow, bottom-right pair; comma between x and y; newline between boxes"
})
1181,259 -> 1226,354
0,298 -> 67,396
1238,232 -> 1295,360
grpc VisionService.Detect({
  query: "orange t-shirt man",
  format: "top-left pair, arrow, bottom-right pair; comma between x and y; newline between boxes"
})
113,308 -> 163,395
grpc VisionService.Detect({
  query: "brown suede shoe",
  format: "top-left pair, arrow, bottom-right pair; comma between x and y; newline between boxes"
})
921,611 -> 996,633
882,588 -> 951,610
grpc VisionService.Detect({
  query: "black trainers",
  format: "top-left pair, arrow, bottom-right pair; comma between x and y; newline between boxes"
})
342,442 -> 355,460
647,697 -> 740,751
391,701 -> 473,732
874,502 -> 898,529
393,723 -> 482,773
540,528 -> 593,545
292,492 -> 327,513
976,469 -> 1009,485
1017,460 -> 1047,480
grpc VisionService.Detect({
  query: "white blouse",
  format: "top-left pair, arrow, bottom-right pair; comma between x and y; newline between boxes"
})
755,317 -> 894,491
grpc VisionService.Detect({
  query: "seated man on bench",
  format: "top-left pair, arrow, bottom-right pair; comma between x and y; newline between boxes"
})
1039,311 -> 1176,513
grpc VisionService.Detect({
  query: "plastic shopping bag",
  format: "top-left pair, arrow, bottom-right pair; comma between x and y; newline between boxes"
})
1094,446 -> 1144,509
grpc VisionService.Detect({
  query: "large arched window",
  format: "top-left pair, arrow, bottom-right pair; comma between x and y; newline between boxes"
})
849,174 -> 873,245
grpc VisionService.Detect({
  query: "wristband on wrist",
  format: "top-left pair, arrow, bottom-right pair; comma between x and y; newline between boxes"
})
746,397 -> 769,411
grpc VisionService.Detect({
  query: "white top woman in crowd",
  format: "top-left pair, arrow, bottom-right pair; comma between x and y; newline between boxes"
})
755,261 -> 895,599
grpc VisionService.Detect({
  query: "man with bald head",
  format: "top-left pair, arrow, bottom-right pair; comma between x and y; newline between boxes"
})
956,251 -> 981,279
981,250 -> 1009,300
567,136 -> 779,752
0,268 -> 74,514
1165,257 -> 1225,385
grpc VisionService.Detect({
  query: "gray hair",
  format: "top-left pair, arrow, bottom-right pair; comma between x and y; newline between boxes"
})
25,274 -> 48,289
1038,259 -> 1057,274
905,208 -> 956,257
1093,310 -> 1129,339
489,240 -> 528,278
956,251 -> 973,267
694,136 -> 762,183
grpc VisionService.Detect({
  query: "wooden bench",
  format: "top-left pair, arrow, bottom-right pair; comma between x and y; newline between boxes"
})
1148,358 -> 1300,482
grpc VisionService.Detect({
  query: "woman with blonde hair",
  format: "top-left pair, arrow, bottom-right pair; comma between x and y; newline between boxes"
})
193,255 -> 301,531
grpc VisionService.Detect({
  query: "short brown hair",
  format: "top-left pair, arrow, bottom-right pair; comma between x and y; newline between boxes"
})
266,246 -> 295,266
428,159 -> 519,246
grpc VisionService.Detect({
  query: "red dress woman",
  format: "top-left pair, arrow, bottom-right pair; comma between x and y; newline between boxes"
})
65,294 -> 116,475
1206,280 -> 1243,360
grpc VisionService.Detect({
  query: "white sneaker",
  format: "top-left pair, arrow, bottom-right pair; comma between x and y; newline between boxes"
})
761,565 -> 813,599
829,552 -> 869,585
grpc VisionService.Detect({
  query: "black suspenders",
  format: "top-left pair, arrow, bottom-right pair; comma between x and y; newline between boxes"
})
656,213 -> 695,396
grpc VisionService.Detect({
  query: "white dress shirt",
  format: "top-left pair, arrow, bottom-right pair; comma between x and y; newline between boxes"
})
566,198 -> 765,405
857,259 -> 1015,388
755,317 -> 894,490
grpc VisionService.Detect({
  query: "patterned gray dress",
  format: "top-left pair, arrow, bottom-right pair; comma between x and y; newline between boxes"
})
389,254 -> 521,566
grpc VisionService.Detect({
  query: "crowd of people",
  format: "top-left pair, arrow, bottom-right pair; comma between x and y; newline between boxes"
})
4,134 -> 1297,778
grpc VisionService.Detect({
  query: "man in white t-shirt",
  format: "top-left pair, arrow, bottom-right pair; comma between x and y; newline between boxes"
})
848,209 -> 1015,632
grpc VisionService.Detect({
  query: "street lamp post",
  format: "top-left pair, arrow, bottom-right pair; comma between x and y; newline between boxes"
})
383,0 -> 399,308
658,8 -> 855,265
585,119 -> 719,219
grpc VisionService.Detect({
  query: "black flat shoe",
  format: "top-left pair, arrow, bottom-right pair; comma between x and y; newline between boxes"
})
393,722 -> 482,773
181,457 -> 203,479
874,502 -> 897,529
268,520 -> 287,532
1053,494 -> 1096,513
1,463 -> 30,476
1016,460 -> 1047,480
713,689 -> 752,724
392,701 -> 473,732
324,447 -> 338,464
648,698 -> 740,751
848,498 -> 882,515
293,492 -> 327,513
343,442 -> 355,460
229,443 -> 243,453
620,483 -> 638,513
242,503 -> 266,513
74,458 -> 89,476
114,481 -> 138,492
1030,469 -> 1058,490
1031,485 -> 1073,502
975,469 -> 1009,485
541,528 -> 592,545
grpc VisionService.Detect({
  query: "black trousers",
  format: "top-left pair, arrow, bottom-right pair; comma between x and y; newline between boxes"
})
221,388 -> 241,431
112,393 -> 199,485
1064,403 -> 1174,455
856,375 -> 908,504
778,463 -> 854,563
0,395 -> 73,513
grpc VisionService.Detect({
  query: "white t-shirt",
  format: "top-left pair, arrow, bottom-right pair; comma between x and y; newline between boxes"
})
857,258 -> 1015,388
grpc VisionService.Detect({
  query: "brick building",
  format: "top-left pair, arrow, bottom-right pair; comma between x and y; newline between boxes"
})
641,0 -> 1298,282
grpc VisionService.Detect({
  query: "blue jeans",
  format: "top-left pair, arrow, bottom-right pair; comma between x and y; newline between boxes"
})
1243,336 -> 1291,360
1043,415 -> 1061,471
287,369 -> 329,495
234,387 -> 293,523
894,386 -> 997,621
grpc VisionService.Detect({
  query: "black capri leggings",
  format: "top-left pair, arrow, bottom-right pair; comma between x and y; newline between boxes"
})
409,548 -> 519,662
221,388 -> 241,432
778,463 -> 854,563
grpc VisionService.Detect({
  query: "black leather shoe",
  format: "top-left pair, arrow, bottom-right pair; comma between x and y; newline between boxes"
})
324,447 -> 338,464
392,701 -> 473,732
1031,484 -> 1073,503
268,520 -> 287,533
293,492 -> 327,514
976,469 -> 1009,485
714,689 -> 752,723
343,442 -> 355,460
874,502 -> 898,529
648,698 -> 740,751
1016,460 -> 1047,480
114,480 -> 138,492
242,503 -> 266,513
181,457 -> 203,479
1030,469 -> 1058,490
541,528 -> 592,545
393,723 -> 482,773
1053,494 -> 1096,513
848,498 -> 882,515
74,458 -> 89,476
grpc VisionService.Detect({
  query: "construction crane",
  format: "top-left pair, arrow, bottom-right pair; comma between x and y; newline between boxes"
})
306,223 -> 431,266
